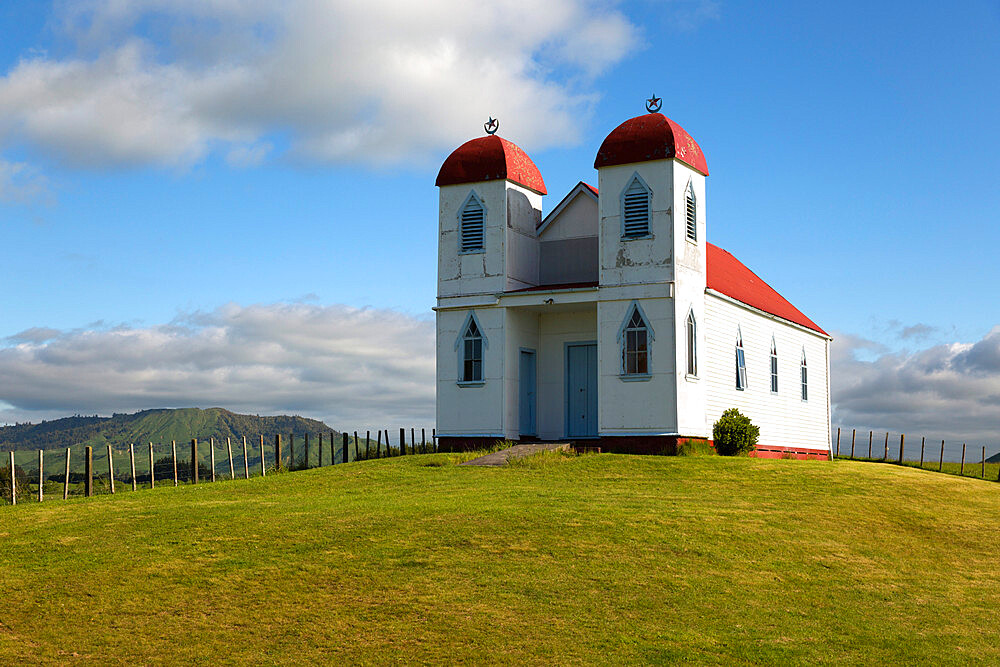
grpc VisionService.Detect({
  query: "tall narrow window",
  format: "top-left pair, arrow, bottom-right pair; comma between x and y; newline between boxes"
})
686,310 -> 697,376
460,194 -> 484,252
800,349 -> 808,401
685,181 -> 697,242
622,175 -> 651,238
462,318 -> 483,382
770,338 -> 778,393
623,308 -> 650,375
735,328 -> 747,390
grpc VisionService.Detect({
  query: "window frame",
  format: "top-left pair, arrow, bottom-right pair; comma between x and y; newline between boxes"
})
686,309 -> 698,377
770,337 -> 778,394
454,311 -> 488,386
620,173 -> 653,240
800,349 -> 808,401
735,327 -> 748,391
458,191 -> 486,254
617,301 -> 655,380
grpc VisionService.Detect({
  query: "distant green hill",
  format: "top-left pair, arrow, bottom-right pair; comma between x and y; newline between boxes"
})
0,408 -> 337,450
987,452 -> 1000,464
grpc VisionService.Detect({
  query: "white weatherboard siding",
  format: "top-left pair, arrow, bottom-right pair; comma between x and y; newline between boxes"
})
435,307 -> 504,437
703,294 -> 830,452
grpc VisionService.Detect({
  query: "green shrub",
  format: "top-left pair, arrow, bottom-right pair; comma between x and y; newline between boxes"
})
712,409 -> 759,456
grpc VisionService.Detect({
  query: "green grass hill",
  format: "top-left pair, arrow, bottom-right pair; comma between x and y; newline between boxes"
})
1,453 -> 998,663
0,407 -> 336,451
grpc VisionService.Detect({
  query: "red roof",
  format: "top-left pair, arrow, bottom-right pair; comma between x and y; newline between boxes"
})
707,243 -> 828,336
594,113 -> 708,176
436,135 -> 547,195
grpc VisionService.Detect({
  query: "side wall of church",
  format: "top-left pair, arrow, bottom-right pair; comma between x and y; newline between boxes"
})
703,294 -> 831,452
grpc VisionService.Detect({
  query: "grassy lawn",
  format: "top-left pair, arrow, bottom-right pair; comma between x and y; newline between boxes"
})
1,453 -> 999,664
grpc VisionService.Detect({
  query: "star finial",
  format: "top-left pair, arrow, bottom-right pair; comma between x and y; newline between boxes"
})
484,117 -> 499,135
645,95 -> 662,113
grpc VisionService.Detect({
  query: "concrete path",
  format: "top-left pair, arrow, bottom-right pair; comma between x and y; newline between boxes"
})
459,443 -> 571,467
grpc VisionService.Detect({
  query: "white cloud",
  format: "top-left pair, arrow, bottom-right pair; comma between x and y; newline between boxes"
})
831,326 -> 1000,445
0,158 -> 50,204
0,0 -> 642,170
0,302 -> 435,428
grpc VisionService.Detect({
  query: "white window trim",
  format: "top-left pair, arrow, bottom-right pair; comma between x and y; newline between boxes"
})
619,172 -> 653,240
454,310 -> 488,385
617,300 -> 654,378
770,336 -> 778,394
686,308 -> 698,378
735,326 -> 748,391
684,179 -> 697,245
800,347 -> 808,402
458,190 -> 487,255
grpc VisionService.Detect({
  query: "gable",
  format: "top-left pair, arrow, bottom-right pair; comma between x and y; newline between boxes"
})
537,182 -> 598,240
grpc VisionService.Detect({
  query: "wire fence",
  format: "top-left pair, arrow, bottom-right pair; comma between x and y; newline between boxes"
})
832,427 -> 1000,482
0,427 -> 436,506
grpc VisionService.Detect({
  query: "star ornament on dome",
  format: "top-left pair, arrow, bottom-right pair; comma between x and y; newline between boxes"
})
645,95 -> 662,113
484,117 -> 499,135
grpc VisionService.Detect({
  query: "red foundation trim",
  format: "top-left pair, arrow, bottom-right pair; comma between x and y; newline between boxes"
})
750,444 -> 831,461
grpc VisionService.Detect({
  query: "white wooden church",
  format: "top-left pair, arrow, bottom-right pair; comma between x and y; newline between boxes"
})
433,102 -> 832,458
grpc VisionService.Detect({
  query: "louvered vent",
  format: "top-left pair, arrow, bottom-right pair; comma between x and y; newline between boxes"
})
685,187 -> 697,241
461,198 -> 484,252
622,180 -> 650,238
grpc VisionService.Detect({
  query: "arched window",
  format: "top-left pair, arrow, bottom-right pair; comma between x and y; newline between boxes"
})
770,337 -> 778,393
685,180 -> 697,242
454,311 -> 487,384
618,302 -> 654,376
621,174 -> 651,238
735,327 -> 747,390
686,310 -> 697,376
800,349 -> 808,401
460,192 -> 485,253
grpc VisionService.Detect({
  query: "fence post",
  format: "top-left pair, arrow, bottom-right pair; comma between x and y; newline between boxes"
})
422,428 -> 426,454
868,431 -> 873,459
274,434 -> 281,472
209,438 -> 216,482
882,432 -> 888,461
191,439 -> 199,484
836,428 -> 840,457
386,429 -> 391,456
243,436 -> 249,479
329,432 -> 335,464
898,434 -> 904,463
85,446 -> 93,497
960,443 -> 966,475
919,437 -> 925,468
982,446 -> 986,479
342,432 -> 349,463
376,430 -> 382,458
354,432 -> 360,461
38,449 -> 43,503
939,440 -> 945,472
411,428 -> 416,455
400,428 -> 406,456
63,448 -> 71,500
365,431 -> 371,460
107,445 -> 115,494
289,434 -> 295,471
129,443 -> 137,491
9,451 -> 15,505
149,442 -> 155,489
227,437 -> 235,480
261,435 -> 267,477
172,440 -> 178,486
850,429 -> 856,459
317,433 -> 323,466
305,433 -> 310,470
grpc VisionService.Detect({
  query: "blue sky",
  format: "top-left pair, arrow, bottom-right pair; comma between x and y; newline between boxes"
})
1,1 -> 998,444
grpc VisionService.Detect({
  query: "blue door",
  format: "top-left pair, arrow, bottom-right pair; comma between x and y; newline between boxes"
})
519,350 -> 536,437
566,343 -> 598,438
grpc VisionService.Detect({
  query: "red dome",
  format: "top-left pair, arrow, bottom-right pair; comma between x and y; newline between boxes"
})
436,135 -> 547,195
594,113 -> 708,176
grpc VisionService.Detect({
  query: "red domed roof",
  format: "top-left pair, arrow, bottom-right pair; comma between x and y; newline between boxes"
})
436,135 -> 547,195
594,113 -> 708,176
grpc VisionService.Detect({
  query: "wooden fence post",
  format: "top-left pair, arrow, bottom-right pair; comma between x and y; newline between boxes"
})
376,430 -> 382,458
317,433 -> 323,466
850,429 -> 856,459
107,445 -> 115,494
274,434 -> 281,472
411,428 -> 416,454
289,434 -> 295,471
227,437 -> 235,480
982,446 -> 986,479
400,428 -> 406,456
960,443 -> 966,475
365,431 -> 371,460
243,436 -> 249,479
422,428 -> 426,454
939,440 -> 945,472
85,446 -> 93,497
342,432 -> 349,463
883,432 -> 888,461
63,448 -> 71,500
898,434 -> 905,463
191,439 -> 199,484
38,449 -> 43,503
129,443 -> 137,491
305,433 -> 310,470
210,438 -> 216,482
260,435 -> 266,477
919,437 -> 925,468
149,442 -> 155,489
836,428 -> 840,457
386,429 -> 391,456
9,451 -> 16,505
172,440 -> 178,486
868,431 -> 873,459
354,432 -> 360,461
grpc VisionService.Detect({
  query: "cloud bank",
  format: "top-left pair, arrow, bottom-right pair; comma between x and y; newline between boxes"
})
0,0 -> 639,170
0,302 -> 436,428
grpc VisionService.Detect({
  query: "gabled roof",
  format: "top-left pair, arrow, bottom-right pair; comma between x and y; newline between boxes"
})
706,243 -> 828,336
536,181 -> 598,234
436,135 -> 547,195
